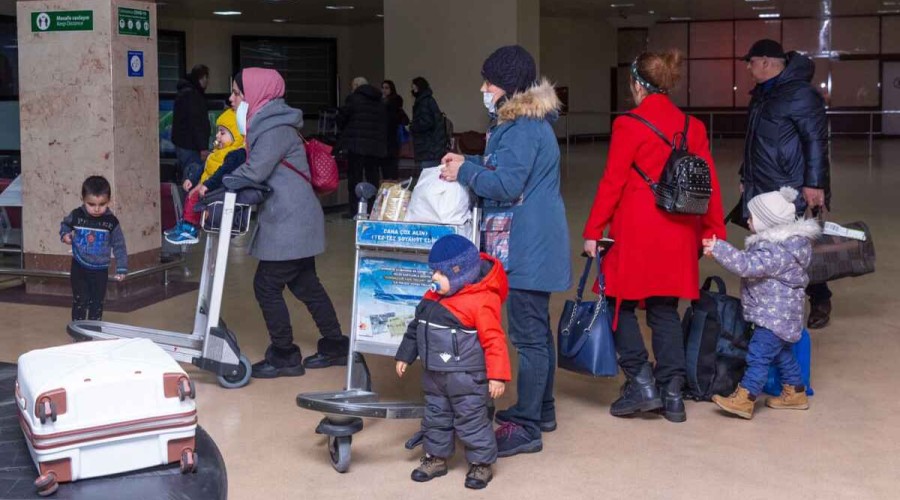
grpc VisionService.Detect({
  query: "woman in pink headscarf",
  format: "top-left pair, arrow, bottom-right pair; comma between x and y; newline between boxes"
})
228,68 -> 349,379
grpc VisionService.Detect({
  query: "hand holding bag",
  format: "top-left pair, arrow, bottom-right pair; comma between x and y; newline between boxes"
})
557,254 -> 618,377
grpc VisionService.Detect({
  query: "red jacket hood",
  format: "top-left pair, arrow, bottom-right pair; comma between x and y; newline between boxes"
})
423,253 -> 508,304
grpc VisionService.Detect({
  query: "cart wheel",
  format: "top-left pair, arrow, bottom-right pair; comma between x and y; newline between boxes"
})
180,449 -> 198,474
216,354 -> 251,389
328,435 -> 352,473
34,472 -> 58,496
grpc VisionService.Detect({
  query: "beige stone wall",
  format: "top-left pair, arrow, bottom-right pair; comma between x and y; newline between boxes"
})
17,0 -> 160,261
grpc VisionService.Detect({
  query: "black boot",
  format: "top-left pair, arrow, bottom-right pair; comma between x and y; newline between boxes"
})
807,299 -> 832,329
610,364 -> 663,417
658,376 -> 686,423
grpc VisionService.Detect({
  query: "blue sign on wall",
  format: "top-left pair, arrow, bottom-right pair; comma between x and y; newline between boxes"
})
127,50 -> 143,77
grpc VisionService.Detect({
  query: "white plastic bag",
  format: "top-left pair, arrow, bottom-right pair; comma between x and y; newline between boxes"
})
405,167 -> 472,225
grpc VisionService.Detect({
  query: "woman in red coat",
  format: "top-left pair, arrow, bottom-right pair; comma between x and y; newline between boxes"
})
582,50 -> 726,423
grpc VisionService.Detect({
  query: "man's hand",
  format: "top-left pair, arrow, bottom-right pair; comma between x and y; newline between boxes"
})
488,380 -> 506,399
803,187 -> 825,210
114,273 -> 125,282
396,361 -> 408,378
62,233 -> 73,245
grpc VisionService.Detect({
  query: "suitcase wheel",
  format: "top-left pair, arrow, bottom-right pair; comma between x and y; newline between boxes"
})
34,472 -> 58,496
37,399 -> 57,425
180,449 -> 198,474
177,378 -> 196,401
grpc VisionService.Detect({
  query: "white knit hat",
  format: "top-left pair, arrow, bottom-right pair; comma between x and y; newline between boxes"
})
748,187 -> 799,232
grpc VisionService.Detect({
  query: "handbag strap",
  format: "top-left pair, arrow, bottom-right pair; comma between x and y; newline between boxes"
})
280,159 -> 312,185
575,253 -> 606,302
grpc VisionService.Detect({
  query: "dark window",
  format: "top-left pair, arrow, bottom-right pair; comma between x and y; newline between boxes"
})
233,36 -> 338,116
158,30 -> 186,96
0,15 -> 17,99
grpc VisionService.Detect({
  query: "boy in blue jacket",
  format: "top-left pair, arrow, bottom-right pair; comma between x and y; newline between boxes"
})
60,176 -> 128,321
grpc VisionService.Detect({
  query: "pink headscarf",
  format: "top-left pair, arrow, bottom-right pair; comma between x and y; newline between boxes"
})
242,68 -> 286,122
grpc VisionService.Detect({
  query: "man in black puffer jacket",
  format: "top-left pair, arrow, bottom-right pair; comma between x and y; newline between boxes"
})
738,39 -> 833,329
338,77 -> 388,217
410,77 -> 448,168
172,65 -> 211,183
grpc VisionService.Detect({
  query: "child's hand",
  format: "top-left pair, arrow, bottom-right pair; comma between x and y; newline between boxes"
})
114,273 -> 125,281
62,233 -> 73,245
183,179 -> 193,191
395,361 -> 408,378
702,235 -> 718,257
488,380 -> 505,399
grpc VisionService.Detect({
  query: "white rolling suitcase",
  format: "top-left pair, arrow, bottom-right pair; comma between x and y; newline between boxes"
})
16,338 -> 198,496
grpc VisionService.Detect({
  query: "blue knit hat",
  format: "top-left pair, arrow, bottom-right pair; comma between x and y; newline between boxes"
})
481,45 -> 537,96
428,235 -> 481,295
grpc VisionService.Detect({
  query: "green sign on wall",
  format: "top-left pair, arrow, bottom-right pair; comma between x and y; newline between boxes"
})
118,7 -> 150,37
31,11 -> 94,32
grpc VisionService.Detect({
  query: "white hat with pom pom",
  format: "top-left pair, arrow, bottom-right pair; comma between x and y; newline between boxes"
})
748,186 -> 799,232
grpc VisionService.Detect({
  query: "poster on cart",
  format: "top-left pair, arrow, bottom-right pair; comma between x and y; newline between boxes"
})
356,221 -> 458,250
355,257 -> 432,348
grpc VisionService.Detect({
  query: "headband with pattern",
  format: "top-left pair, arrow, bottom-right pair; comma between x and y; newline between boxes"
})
630,59 -> 665,95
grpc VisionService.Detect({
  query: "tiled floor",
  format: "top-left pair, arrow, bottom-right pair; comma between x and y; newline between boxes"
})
2,138 -> 897,499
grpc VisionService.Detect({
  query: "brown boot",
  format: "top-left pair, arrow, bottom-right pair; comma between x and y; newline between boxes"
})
766,384 -> 810,410
712,385 -> 756,419
464,463 -> 493,490
808,299 -> 832,329
411,455 -> 448,482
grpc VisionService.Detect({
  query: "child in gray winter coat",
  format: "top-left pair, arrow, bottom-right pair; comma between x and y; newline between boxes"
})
702,187 -> 821,419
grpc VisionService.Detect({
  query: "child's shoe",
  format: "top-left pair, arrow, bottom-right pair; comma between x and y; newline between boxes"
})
712,385 -> 756,419
411,455 -> 448,482
766,384 -> 809,410
163,221 -> 184,237
165,223 -> 199,245
464,463 -> 493,490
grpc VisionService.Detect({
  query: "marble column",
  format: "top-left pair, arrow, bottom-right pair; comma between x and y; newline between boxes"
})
17,0 -> 160,296
384,0 -> 540,133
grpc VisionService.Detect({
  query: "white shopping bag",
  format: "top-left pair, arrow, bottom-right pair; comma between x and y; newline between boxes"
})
405,167 -> 472,225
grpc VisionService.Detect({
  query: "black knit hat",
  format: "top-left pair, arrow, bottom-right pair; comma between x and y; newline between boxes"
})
481,45 -> 537,96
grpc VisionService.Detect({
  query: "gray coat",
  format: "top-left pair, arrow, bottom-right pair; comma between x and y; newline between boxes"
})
231,99 -> 325,261
711,218 -> 821,342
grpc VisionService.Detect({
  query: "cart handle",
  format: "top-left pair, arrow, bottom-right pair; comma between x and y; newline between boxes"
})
222,175 -> 271,193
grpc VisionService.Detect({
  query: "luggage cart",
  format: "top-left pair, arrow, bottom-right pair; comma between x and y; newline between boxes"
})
66,178 -> 271,389
297,205 -> 480,473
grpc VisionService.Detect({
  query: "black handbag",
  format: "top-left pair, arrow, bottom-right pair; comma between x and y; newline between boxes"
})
807,209 -> 876,284
557,254 -> 618,377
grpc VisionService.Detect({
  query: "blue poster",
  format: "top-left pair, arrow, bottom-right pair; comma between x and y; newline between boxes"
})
127,50 -> 143,77
356,221 -> 458,250
355,257 -> 432,347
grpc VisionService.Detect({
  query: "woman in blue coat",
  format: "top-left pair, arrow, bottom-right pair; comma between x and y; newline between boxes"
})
441,45 -> 571,458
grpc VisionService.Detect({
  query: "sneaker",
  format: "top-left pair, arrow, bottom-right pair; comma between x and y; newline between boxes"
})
465,463 -> 493,490
410,455 -> 448,482
495,409 -> 557,433
766,384 -> 810,410
165,224 -> 199,245
163,221 -> 184,237
495,422 -> 542,458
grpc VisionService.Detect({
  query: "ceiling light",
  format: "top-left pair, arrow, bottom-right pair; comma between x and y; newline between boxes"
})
272,18 -> 287,23
670,16 -> 691,21
744,0 -> 769,2
213,11 -> 241,16
610,3 -> 635,7
376,14 -> 384,18
758,13 -> 780,18
879,8 -> 900,13
884,1 -> 898,5
325,5 -> 355,10
752,5 -> 776,9
648,10 -> 655,14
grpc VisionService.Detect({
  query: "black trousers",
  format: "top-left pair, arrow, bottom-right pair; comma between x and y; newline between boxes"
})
71,260 -> 108,321
253,258 -> 349,366
610,296 -> 684,384
806,282 -> 832,303
382,154 -> 400,181
347,153 -> 382,211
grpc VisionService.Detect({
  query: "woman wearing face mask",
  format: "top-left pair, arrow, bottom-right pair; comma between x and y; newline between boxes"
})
582,50 -> 726,422
440,45 -> 571,458
227,68 -> 350,379
382,80 -> 409,180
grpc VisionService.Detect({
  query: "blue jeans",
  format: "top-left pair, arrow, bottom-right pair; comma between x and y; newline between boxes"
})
503,289 -> 555,438
176,147 -> 203,183
741,326 -> 803,397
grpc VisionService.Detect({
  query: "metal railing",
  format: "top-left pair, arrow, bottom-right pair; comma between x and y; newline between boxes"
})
561,109 -> 900,159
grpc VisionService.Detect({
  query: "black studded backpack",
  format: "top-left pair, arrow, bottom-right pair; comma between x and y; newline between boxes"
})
624,113 -> 711,215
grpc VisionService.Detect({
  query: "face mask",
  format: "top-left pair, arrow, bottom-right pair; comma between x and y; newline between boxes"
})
236,101 -> 249,135
483,91 -> 496,113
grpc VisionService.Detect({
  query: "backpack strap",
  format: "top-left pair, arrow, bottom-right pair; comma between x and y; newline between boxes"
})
623,113 -> 673,147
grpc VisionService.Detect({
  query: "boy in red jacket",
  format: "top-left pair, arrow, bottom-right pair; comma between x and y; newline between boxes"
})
396,234 -> 510,490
